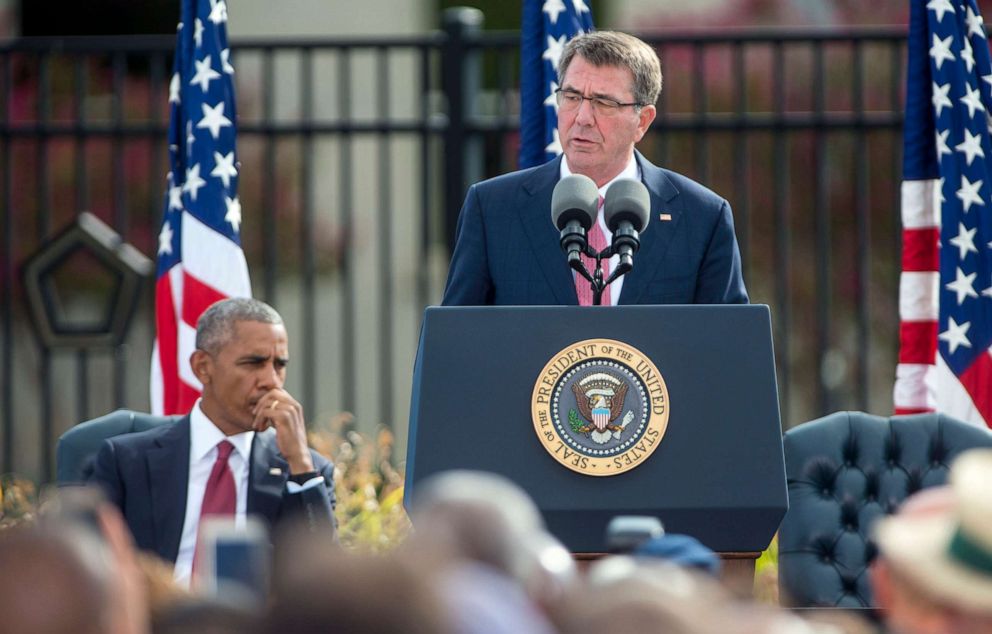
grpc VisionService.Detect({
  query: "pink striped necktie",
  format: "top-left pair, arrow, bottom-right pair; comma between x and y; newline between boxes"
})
576,197 -> 609,306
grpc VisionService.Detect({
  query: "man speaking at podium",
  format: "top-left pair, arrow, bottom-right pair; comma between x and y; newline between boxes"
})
441,31 -> 748,307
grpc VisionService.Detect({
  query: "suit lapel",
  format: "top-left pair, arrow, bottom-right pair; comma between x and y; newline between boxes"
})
247,430 -> 288,522
519,157 -> 580,305
147,417 -> 191,563
618,152 -> 683,304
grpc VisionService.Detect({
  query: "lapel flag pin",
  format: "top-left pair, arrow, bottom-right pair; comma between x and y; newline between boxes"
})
659,213 -> 672,221
269,467 -> 283,476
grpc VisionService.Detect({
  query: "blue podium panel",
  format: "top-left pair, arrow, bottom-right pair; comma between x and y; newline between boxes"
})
405,305 -> 787,553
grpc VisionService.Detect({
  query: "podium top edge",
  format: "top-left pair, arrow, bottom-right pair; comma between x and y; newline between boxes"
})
424,304 -> 771,313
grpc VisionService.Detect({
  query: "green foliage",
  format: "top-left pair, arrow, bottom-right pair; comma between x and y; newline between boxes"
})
0,475 -> 38,530
568,408 -> 585,433
307,413 -> 412,552
754,533 -> 779,605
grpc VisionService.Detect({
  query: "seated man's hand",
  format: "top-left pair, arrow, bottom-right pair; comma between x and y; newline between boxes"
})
251,390 -> 315,475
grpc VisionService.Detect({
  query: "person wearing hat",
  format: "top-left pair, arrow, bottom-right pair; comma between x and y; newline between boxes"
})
633,533 -> 722,578
871,449 -> 992,634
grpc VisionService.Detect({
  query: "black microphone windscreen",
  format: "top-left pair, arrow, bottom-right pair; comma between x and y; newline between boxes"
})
551,174 -> 599,231
603,179 -> 650,232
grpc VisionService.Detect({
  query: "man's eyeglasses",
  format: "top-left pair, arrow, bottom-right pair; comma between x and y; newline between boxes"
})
555,88 -> 643,116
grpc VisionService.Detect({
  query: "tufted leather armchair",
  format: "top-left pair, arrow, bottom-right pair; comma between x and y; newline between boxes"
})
778,410 -> 992,607
56,409 -> 182,485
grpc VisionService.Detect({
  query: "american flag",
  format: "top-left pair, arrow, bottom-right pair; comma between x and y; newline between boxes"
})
518,0 -> 594,169
895,0 -> 992,427
151,0 -> 251,415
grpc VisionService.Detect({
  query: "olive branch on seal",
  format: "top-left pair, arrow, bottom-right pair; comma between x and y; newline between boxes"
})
568,408 -> 586,434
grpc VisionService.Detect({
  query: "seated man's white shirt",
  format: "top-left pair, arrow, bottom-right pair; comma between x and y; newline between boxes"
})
174,400 -> 254,586
561,154 -> 642,307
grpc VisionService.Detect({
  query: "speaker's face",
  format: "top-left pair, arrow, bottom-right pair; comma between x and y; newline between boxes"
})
557,55 -> 655,188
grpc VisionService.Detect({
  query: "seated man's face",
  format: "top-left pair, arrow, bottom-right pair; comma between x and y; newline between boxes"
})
199,319 -> 289,435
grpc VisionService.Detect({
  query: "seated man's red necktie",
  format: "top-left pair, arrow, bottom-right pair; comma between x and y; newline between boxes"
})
201,440 -> 236,517
192,440 -> 237,578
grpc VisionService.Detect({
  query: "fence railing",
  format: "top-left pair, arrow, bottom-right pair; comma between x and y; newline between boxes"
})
0,19 -> 907,482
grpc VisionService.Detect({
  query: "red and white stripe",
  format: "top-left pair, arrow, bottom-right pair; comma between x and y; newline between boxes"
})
151,211 -> 251,415
894,180 -> 989,427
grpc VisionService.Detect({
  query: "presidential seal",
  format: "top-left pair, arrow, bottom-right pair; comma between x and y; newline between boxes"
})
531,339 -> 670,476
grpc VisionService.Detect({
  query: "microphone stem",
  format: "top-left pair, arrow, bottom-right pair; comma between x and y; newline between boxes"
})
592,256 -> 606,306
605,260 -> 632,286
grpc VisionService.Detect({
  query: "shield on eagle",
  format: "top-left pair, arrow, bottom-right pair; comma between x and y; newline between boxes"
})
571,372 -> 629,444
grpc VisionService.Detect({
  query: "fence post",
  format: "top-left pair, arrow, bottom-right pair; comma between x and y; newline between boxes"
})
441,7 -> 484,253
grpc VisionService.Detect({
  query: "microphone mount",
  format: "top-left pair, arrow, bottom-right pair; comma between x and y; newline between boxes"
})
568,240 -> 634,306
555,176 -> 648,306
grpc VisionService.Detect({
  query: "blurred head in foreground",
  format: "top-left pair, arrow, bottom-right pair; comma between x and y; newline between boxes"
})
406,470 -> 572,633
0,486 -> 151,634
266,528 -> 452,634
407,470 -> 545,573
408,470 -> 575,589
872,449 -> 992,634
554,555 -> 840,634
0,522 -> 113,634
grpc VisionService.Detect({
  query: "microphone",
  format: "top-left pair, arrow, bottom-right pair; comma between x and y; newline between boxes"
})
551,174 -> 599,266
603,179 -> 650,271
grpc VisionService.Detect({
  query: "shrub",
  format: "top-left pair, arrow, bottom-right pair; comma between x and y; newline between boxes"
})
0,475 -> 37,530
308,413 -> 412,552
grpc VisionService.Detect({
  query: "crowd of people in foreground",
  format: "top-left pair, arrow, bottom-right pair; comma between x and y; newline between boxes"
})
3,447 -> 992,634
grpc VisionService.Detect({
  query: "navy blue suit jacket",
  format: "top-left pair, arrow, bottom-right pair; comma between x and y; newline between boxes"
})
441,153 -> 748,305
89,417 -> 335,563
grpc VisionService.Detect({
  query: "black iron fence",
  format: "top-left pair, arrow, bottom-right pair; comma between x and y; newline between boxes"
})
0,16 -> 906,482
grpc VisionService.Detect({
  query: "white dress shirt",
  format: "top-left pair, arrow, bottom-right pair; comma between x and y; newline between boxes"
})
173,400 -> 254,586
561,154 -> 642,306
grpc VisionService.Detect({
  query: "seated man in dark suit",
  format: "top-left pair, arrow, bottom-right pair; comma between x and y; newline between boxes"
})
442,31 -> 747,306
90,297 -> 335,587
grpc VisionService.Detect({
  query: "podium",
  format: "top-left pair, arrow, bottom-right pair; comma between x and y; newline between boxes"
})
405,305 -> 787,566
